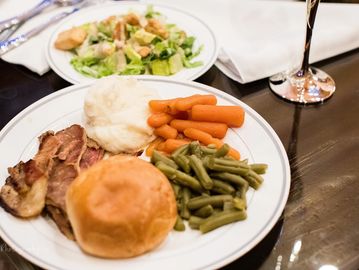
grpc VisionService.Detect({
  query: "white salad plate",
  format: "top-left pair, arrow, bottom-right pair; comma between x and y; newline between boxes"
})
46,2 -> 219,84
0,78 -> 290,270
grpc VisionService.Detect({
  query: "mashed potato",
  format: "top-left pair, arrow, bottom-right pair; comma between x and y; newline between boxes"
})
84,76 -> 158,154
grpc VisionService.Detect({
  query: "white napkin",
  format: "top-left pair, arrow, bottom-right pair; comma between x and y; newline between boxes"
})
143,0 -> 359,83
0,0 -> 75,75
0,0 -> 108,75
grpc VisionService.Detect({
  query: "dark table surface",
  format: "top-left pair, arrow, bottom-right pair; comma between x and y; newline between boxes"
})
0,48 -> 359,270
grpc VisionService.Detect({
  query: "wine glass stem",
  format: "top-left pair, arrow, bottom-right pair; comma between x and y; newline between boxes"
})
298,0 -> 320,77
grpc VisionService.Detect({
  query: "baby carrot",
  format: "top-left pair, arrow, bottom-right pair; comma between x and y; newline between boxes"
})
147,113 -> 174,128
183,128 -> 213,145
163,139 -> 190,153
154,124 -> 178,139
228,149 -> 241,160
191,105 -> 245,127
172,110 -> 189,120
170,119 -> 228,139
149,99 -> 179,114
184,128 -> 240,160
145,137 -> 164,157
174,94 -> 217,111
156,141 -> 166,152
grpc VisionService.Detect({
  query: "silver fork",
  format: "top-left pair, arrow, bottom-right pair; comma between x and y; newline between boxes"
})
0,24 -> 22,42
0,0 -> 84,34
0,8 -> 80,56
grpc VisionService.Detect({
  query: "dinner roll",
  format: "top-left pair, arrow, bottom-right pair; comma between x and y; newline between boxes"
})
66,155 -> 177,258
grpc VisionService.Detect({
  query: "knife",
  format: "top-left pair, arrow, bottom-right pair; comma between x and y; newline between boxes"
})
0,8 -> 79,56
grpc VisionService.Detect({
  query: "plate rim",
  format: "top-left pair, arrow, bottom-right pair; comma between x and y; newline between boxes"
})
45,1 -> 219,84
0,78 -> 290,270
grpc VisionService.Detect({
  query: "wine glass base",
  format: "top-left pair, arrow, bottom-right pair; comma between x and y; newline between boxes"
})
269,67 -> 335,104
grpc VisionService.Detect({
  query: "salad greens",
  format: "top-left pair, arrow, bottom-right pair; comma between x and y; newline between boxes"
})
61,5 -> 203,78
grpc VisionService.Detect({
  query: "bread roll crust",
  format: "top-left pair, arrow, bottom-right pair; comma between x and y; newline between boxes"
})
66,155 -> 177,258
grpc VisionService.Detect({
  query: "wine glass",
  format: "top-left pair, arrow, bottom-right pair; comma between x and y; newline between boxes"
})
269,0 -> 335,104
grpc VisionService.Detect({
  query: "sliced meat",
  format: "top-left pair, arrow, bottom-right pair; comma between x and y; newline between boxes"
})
46,159 -> 79,213
0,162 -> 47,218
0,132 -> 61,218
0,124 -> 104,239
45,124 -> 87,239
80,138 -> 105,170
46,205 -> 74,240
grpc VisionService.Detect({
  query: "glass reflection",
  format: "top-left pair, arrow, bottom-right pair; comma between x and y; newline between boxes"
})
319,265 -> 338,270
275,255 -> 282,270
289,240 -> 302,263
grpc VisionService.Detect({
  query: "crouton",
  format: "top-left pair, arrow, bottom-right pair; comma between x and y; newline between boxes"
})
54,27 -> 87,50
137,46 -> 151,58
145,19 -> 168,39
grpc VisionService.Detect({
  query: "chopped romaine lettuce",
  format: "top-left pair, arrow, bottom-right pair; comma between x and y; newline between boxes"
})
151,59 -> 170,75
97,22 -> 112,37
126,24 -> 140,37
188,44 -> 204,60
123,45 -> 141,63
144,5 -> 161,19
169,53 -> 183,74
133,29 -> 156,45
181,36 -> 195,49
121,63 -> 144,75
66,5 -> 203,79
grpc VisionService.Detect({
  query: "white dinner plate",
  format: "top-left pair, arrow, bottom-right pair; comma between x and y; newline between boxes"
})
46,2 -> 219,84
0,78 -> 290,270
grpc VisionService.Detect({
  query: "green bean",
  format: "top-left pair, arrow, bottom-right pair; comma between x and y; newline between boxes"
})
151,150 -> 178,169
250,163 -> 268,174
236,188 -> 247,209
187,195 -> 233,210
223,156 -> 236,161
212,157 -> 250,169
201,155 -> 210,168
171,144 -> 190,159
207,158 -> 249,176
156,162 -> 203,193
212,208 -> 223,215
207,144 -> 217,149
233,197 -> 246,211
193,205 -> 214,218
180,187 -> 191,220
171,182 -> 182,199
174,216 -> 186,231
189,141 -> 202,157
200,145 -> 217,155
199,209 -> 247,233
214,143 -> 230,157
212,179 -> 236,195
173,154 -> 191,174
188,155 -> 213,190
223,201 -> 235,211
211,164 -> 249,175
244,170 -> 263,190
211,172 -> 249,190
236,185 -> 249,201
188,216 -> 204,229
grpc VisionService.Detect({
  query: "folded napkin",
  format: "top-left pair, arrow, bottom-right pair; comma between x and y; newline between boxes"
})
0,0 -> 70,75
0,0 -> 106,75
143,0 -> 359,83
